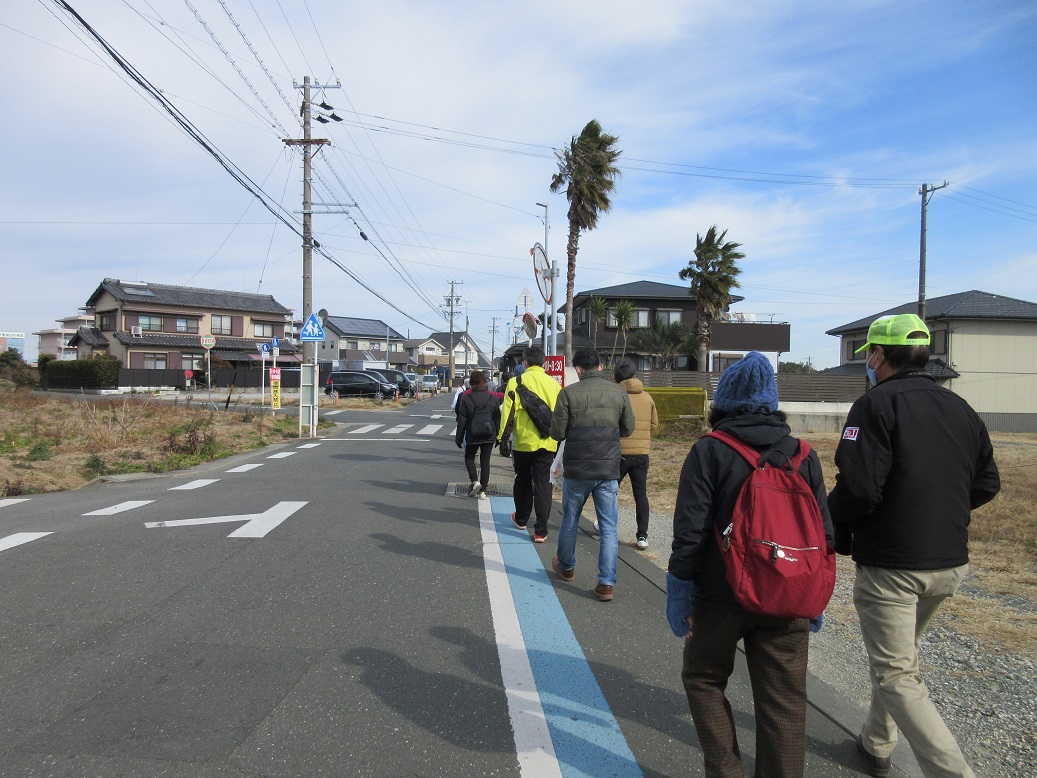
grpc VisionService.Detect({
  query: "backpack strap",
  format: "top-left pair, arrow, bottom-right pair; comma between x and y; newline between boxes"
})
705,429 -> 810,472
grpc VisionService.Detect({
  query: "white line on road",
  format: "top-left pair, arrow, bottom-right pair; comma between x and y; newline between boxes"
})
416,424 -> 444,435
349,424 -> 382,434
297,443 -> 322,449
0,498 -> 30,509
145,501 -> 306,538
383,425 -> 413,435
324,438 -> 431,442
169,479 -> 220,490
267,451 -> 297,459
83,500 -> 155,516
322,409 -> 346,416
0,532 -> 53,552
226,464 -> 264,473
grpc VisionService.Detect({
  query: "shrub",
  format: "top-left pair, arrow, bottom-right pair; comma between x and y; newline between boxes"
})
25,441 -> 52,461
43,354 -> 120,389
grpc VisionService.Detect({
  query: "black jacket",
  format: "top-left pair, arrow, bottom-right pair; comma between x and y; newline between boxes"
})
669,412 -> 833,611
827,370 -> 1000,570
455,388 -> 502,447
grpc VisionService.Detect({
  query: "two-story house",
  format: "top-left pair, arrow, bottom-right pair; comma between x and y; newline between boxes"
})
317,313 -> 409,370
405,335 -> 449,370
69,278 -> 298,370
34,313 -> 94,361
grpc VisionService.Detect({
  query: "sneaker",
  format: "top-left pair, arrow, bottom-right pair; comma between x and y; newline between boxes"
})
533,534 -> 547,544
855,735 -> 891,777
552,555 -> 575,582
636,536 -> 648,550
478,491 -> 488,501
592,520 -> 599,533
594,582 -> 614,602
468,482 -> 481,497
511,512 -> 527,530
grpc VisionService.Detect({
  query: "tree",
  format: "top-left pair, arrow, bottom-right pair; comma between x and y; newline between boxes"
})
587,296 -> 608,351
678,225 -> 744,371
779,359 -> 818,375
610,299 -> 636,366
628,320 -> 698,370
549,119 -> 622,364
0,347 -> 24,370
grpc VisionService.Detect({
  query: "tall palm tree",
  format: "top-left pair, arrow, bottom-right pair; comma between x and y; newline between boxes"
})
549,119 -> 622,364
610,299 -> 636,367
678,226 -> 744,371
587,296 -> 608,351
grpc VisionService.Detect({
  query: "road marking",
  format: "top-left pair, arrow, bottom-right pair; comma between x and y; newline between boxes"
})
416,424 -> 444,435
323,409 -> 346,416
0,498 -> 31,509
383,425 -> 413,435
323,438 -> 431,442
1,532 -> 53,552
226,464 -> 264,473
349,424 -> 382,434
145,501 -> 306,538
480,498 -> 643,777
83,500 -> 155,516
297,442 -> 322,449
267,451 -> 297,459
169,479 -> 220,490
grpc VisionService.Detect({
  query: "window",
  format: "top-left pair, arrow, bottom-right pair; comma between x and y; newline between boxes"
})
176,318 -> 198,334
212,315 -> 232,335
931,329 -> 947,355
99,313 -> 114,331
424,345 -> 437,353
254,322 -> 274,338
182,352 -> 204,370
606,310 -> 617,327
633,309 -> 650,328
139,315 -> 163,332
143,352 -> 167,369
847,339 -> 867,361
576,308 -> 588,325
656,310 -> 682,325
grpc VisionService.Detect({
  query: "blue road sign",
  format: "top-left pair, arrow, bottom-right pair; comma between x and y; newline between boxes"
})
259,343 -> 271,353
271,336 -> 279,348
299,313 -> 326,342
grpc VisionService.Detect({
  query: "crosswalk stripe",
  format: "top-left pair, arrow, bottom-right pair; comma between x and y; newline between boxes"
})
83,500 -> 154,516
226,464 -> 264,473
323,409 -> 346,416
349,424 -> 382,434
268,451 -> 297,459
0,498 -> 31,509
1,532 -> 53,552
416,424 -> 444,435
383,425 -> 414,435
297,443 -> 322,449
169,479 -> 220,491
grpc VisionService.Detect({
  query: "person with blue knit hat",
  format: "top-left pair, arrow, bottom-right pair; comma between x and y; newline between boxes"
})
667,351 -> 833,778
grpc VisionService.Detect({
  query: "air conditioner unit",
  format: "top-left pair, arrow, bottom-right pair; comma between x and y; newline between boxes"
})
131,325 -> 143,336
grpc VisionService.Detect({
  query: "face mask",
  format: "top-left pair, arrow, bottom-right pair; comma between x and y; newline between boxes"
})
865,351 -> 879,386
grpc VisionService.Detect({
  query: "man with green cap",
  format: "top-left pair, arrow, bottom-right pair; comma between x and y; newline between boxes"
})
828,313 -> 1000,778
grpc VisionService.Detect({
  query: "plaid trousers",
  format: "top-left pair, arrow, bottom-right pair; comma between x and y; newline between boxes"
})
681,605 -> 810,778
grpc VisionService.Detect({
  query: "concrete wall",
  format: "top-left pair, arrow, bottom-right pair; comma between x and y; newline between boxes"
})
782,402 -> 853,434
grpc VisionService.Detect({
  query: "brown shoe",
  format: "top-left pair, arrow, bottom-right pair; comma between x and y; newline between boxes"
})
552,556 -> 575,582
594,582 -> 614,602
855,735 -> 891,777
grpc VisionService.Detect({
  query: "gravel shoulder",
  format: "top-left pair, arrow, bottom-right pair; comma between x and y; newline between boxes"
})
614,505 -> 1037,778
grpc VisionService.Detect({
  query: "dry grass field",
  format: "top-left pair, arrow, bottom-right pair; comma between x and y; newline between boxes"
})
622,427 -> 1037,656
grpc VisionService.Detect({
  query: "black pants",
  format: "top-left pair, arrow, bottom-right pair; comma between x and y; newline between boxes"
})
464,442 -> 494,489
619,454 -> 650,538
511,448 -> 554,536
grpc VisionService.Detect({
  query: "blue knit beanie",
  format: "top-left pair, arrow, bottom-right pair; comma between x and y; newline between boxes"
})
513,364 -> 525,377
712,351 -> 778,413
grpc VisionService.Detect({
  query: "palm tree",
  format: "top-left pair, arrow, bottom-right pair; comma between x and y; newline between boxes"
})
549,120 -> 622,364
587,296 -> 608,351
610,300 -> 636,367
678,226 -> 744,371
629,320 -> 697,370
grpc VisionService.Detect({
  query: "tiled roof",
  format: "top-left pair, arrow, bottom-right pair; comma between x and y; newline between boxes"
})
87,278 -> 291,316
827,290 -> 1037,335
68,327 -> 109,347
112,332 -> 298,352
323,316 -> 405,339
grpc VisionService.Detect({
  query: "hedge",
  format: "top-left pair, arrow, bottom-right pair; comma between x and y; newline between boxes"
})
43,356 -> 120,389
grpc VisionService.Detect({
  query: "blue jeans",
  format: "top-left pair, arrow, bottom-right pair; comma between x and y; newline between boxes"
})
556,478 -> 619,586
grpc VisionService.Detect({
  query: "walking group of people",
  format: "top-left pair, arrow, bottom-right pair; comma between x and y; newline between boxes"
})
452,313 -> 1000,778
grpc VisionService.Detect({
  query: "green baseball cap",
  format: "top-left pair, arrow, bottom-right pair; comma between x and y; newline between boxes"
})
855,313 -> 930,354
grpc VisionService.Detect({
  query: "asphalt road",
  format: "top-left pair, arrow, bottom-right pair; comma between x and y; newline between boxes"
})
0,393 -> 913,777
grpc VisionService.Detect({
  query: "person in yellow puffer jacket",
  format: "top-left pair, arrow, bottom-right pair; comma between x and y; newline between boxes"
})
497,346 -> 561,543
614,360 -> 660,549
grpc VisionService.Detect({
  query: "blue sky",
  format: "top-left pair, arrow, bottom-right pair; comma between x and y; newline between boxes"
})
2,1 -> 1035,367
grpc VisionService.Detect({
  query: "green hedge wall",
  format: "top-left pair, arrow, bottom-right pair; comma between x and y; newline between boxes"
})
43,356 -> 120,389
645,387 -> 707,432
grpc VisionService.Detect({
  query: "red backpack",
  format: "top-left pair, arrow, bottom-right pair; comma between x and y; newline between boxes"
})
706,430 -> 836,619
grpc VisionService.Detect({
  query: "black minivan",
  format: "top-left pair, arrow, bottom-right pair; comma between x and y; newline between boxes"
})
365,368 -> 416,398
325,371 -> 397,400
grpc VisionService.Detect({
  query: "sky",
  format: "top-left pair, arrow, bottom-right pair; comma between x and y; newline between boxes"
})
2,0 -> 1036,367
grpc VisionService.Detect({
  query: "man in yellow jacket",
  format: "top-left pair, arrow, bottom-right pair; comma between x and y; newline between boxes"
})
614,360 -> 660,550
498,346 -> 562,543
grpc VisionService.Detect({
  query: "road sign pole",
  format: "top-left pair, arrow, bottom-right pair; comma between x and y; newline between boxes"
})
261,352 -> 267,407
206,349 -> 212,406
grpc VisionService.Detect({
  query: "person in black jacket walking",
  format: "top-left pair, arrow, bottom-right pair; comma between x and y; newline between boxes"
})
828,314 -> 999,778
667,351 -> 832,778
455,370 -> 501,499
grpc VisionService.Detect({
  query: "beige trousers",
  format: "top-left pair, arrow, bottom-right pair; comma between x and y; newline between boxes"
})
853,563 -> 975,778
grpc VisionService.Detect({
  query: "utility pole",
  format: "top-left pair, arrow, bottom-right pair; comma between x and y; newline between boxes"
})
489,317 -> 499,368
283,76 -> 339,436
917,180 -> 948,320
445,281 -> 462,387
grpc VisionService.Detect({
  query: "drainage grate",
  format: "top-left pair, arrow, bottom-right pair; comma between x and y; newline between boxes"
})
445,481 -> 511,498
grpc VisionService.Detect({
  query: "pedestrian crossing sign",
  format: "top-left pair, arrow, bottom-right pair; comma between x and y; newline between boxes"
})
299,313 -> 326,342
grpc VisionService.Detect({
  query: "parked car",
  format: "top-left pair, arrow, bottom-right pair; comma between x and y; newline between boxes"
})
325,371 -> 397,400
420,374 -> 441,394
365,368 -> 416,398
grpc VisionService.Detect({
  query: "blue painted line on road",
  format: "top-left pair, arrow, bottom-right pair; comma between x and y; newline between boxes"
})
489,496 -> 642,778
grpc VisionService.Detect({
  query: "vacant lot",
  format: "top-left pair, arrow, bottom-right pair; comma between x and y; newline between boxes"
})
622,427 -> 1037,656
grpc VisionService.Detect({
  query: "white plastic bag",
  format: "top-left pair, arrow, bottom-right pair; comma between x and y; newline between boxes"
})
549,441 -> 565,488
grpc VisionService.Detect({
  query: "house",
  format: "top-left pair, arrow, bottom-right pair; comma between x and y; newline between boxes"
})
34,313 -> 94,361
503,280 -> 790,371
405,335 -> 449,370
412,331 -> 491,379
317,313 -> 409,370
69,278 -> 298,370
825,290 -> 1037,432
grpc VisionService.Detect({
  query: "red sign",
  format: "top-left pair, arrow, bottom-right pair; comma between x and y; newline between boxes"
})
269,367 -> 281,380
543,355 -> 565,386
184,369 -> 194,379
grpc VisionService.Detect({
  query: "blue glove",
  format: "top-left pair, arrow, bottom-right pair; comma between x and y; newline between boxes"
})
666,573 -> 695,638
810,614 -> 824,633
